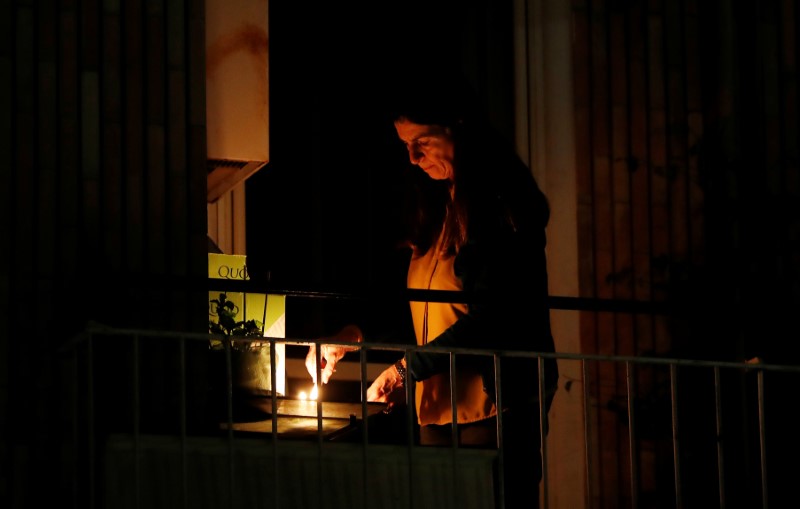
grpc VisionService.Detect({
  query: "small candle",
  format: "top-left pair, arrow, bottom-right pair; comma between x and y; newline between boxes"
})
298,383 -> 319,401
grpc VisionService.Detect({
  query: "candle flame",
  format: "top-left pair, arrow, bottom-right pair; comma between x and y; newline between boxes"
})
298,383 -> 319,401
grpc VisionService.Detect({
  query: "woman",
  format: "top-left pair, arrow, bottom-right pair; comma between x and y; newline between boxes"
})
306,75 -> 559,508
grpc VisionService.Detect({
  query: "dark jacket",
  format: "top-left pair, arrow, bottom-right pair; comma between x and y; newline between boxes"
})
405,189 -> 559,407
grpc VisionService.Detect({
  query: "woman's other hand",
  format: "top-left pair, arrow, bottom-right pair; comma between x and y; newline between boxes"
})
304,324 -> 362,384
367,361 -> 406,409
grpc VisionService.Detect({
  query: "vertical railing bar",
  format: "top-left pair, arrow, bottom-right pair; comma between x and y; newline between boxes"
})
87,332 -> 95,509
132,334 -> 141,509
260,294 -> 281,508
359,345 -> 370,509
404,349 -> 415,509
224,338 -> 235,509
713,366 -> 726,509
539,355 -> 549,509
757,369 -> 768,509
315,340 -> 324,509
670,363 -> 682,508
270,338 -> 280,509
71,343 -> 79,509
625,361 -> 639,509
449,352 -> 458,508
582,359 -> 593,509
179,336 -> 188,509
494,353 -> 505,509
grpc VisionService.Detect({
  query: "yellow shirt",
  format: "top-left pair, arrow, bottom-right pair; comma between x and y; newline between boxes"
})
407,236 -> 498,426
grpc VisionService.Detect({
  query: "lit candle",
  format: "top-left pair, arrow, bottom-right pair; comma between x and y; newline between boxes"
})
298,383 -> 319,401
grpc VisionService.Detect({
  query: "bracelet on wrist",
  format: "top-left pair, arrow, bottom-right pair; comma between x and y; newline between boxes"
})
394,360 -> 407,386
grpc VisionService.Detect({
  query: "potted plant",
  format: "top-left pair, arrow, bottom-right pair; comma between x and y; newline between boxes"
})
208,293 -> 278,420
208,292 -> 263,344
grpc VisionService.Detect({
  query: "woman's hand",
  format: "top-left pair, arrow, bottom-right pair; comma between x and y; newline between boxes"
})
367,361 -> 406,409
305,324 -> 362,384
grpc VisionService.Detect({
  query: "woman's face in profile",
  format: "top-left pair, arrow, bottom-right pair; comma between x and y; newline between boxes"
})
394,118 -> 455,181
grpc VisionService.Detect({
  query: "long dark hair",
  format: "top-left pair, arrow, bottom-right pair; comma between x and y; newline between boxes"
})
387,76 -> 550,256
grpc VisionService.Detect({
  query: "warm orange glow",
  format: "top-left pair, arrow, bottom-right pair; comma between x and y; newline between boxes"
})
298,383 -> 319,401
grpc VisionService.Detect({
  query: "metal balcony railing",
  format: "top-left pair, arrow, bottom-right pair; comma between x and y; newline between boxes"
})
58,318 -> 800,509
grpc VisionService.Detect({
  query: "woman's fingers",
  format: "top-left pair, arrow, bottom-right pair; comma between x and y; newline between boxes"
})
306,342 -> 355,385
319,345 -> 346,384
305,345 -> 317,383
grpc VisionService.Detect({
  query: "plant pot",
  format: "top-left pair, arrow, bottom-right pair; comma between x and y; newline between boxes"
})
229,343 -> 285,397
208,341 -> 286,422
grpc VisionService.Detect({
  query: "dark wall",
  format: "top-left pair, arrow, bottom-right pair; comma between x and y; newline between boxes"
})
2,2 -> 209,507
570,1 -> 800,505
248,1 -> 515,291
